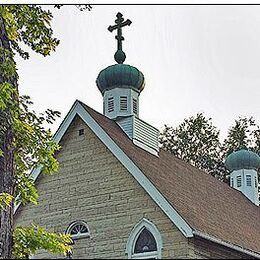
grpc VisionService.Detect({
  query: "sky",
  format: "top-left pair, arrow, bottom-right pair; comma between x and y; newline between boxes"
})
16,5 -> 260,139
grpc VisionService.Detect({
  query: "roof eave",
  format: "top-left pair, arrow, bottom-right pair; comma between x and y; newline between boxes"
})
193,230 -> 260,259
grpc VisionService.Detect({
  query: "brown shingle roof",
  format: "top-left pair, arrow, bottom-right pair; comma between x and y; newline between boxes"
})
80,101 -> 260,255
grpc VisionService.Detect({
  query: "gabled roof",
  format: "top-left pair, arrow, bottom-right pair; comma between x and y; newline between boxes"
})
79,101 -> 260,257
16,100 -> 260,258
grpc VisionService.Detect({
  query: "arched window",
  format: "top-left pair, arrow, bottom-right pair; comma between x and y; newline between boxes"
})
126,218 -> 162,259
66,220 -> 90,240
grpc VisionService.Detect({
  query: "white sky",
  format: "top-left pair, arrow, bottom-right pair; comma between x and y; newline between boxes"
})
16,5 -> 260,139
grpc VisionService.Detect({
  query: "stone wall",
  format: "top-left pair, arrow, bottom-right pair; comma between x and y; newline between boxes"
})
14,116 -> 189,259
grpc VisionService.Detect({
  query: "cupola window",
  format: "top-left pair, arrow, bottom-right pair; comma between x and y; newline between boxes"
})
66,221 -> 90,240
231,177 -> 234,188
120,96 -> 128,111
246,175 -> 252,186
255,177 -> 258,188
133,98 -> 137,114
237,175 -> 242,187
108,97 -> 114,112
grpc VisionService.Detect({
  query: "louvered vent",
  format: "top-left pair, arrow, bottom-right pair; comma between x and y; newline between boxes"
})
133,98 -> 137,114
108,97 -> 114,112
133,117 -> 159,153
116,116 -> 159,156
120,96 -> 127,111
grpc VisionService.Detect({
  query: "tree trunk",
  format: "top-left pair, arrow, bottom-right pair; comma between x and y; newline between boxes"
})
0,13 -> 17,259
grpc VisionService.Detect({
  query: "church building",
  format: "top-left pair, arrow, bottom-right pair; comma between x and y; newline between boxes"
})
14,13 -> 260,259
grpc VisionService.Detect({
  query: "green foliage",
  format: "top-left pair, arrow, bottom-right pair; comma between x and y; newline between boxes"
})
223,117 -> 260,156
13,225 -> 72,259
0,4 -> 61,207
0,4 -> 71,258
54,4 -> 92,12
159,113 -> 225,179
0,192 -> 14,210
0,5 -> 59,58
160,113 -> 259,182
14,95 -> 60,205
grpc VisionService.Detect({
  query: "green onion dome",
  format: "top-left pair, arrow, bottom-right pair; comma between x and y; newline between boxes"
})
225,149 -> 260,171
96,64 -> 145,95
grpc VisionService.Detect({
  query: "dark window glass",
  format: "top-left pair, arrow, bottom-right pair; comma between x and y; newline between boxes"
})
134,228 -> 157,254
246,175 -> 252,186
70,223 -> 88,235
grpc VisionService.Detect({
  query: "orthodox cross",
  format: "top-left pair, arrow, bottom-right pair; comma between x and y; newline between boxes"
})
108,12 -> 132,63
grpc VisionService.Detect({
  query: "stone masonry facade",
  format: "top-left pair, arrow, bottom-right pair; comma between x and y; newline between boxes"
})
15,116 -> 251,259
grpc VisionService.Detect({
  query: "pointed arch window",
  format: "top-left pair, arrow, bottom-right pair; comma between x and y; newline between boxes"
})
126,218 -> 162,259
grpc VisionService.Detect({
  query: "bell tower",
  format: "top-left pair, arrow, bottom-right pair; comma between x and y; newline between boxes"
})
96,12 -> 145,120
96,12 -> 159,156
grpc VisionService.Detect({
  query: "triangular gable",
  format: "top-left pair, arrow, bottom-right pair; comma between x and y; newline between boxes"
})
15,100 -> 193,238
14,100 -> 260,259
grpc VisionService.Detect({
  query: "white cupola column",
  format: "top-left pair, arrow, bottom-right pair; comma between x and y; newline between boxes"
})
103,88 -> 140,120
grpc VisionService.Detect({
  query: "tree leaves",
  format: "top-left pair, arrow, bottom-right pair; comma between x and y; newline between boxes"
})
0,5 -> 70,258
160,113 -> 259,182
0,5 -> 59,58
13,225 -> 72,259
0,192 -> 14,210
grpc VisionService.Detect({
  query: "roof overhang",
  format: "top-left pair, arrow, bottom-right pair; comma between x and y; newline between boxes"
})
193,231 -> 260,259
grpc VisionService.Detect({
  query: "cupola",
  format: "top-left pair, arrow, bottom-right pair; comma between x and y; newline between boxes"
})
96,64 -> 145,119
96,12 -> 159,156
225,148 -> 260,206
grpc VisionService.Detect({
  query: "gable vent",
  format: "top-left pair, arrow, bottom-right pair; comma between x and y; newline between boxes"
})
120,96 -> 127,111
108,97 -> 114,112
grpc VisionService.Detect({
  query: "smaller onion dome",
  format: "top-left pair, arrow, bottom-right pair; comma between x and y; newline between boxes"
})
96,64 -> 145,95
225,149 -> 260,171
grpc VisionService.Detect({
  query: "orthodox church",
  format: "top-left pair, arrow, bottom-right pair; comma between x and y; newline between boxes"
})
14,13 -> 260,259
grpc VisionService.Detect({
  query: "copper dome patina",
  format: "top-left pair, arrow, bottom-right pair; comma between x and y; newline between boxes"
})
96,64 -> 145,95
225,149 -> 260,171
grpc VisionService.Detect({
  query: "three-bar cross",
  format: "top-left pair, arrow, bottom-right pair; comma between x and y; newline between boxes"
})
108,12 -> 132,53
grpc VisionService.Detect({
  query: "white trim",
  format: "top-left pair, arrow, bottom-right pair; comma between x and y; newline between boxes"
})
193,231 -> 260,259
126,218 -> 162,259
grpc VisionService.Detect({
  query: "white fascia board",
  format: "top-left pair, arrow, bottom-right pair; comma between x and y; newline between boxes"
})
193,231 -> 260,259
